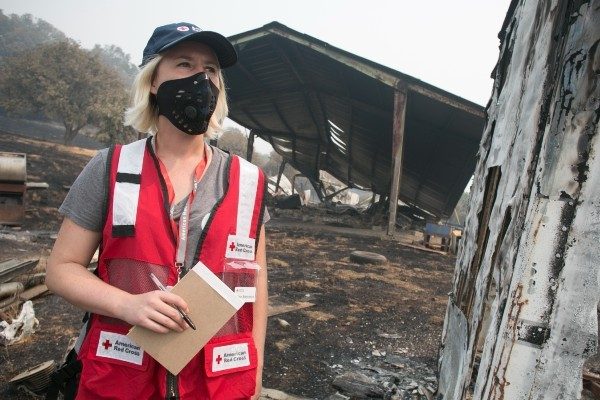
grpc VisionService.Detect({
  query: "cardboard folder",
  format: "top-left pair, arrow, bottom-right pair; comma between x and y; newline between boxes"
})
128,262 -> 244,375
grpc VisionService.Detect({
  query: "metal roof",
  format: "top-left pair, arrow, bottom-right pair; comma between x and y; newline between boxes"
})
225,22 -> 485,218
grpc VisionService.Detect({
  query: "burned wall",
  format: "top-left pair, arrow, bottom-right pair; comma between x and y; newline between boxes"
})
438,0 -> 600,399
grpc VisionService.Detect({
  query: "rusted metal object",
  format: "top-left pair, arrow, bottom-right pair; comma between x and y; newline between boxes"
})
438,0 -> 600,399
9,360 -> 56,394
0,152 -> 26,182
0,152 -> 27,226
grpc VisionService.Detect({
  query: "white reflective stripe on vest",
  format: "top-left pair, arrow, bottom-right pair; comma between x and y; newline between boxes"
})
236,157 -> 259,238
112,139 -> 146,227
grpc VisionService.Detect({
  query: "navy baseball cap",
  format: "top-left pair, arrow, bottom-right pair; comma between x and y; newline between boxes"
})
141,22 -> 237,68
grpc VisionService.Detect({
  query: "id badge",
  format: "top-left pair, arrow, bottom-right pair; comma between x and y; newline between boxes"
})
222,259 -> 260,303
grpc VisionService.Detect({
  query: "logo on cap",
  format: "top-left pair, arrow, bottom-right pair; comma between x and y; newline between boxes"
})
177,26 -> 190,32
191,26 -> 201,32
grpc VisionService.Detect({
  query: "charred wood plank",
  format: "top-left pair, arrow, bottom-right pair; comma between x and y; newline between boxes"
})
438,1 -> 600,399
387,86 -> 407,235
0,259 -> 39,284
331,371 -> 384,398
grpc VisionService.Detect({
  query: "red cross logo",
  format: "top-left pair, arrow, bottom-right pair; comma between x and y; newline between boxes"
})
102,339 -> 112,350
215,354 -> 223,364
229,242 -> 236,251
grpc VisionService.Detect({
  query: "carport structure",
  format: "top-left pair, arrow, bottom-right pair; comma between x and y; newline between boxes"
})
225,22 -> 485,233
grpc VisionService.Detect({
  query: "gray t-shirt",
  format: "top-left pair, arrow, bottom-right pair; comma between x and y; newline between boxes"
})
60,144 -> 269,270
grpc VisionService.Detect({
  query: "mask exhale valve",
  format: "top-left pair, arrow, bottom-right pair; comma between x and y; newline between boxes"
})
156,72 -> 219,135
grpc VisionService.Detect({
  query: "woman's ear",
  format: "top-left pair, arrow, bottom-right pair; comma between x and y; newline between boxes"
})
150,65 -> 160,95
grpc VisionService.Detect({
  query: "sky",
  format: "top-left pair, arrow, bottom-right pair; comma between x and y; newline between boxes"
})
1,1 -> 510,154
0,0 -> 511,106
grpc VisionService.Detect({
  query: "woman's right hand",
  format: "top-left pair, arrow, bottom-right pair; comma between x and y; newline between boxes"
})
119,290 -> 191,333
47,218 -> 193,335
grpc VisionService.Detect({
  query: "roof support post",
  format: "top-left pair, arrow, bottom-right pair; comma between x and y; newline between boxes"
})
275,159 -> 286,194
315,141 -> 322,173
246,130 -> 255,162
292,135 -> 297,163
387,86 -> 407,236
311,178 -> 326,203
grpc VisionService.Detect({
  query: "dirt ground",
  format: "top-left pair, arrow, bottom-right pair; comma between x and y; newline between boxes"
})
0,132 -> 455,399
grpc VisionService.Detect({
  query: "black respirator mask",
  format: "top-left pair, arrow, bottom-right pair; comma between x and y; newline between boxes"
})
155,72 -> 219,135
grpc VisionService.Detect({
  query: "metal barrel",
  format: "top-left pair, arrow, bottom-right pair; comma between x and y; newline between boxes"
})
0,152 -> 27,183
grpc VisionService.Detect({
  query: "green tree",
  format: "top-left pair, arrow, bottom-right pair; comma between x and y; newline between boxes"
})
90,88 -> 138,145
253,151 -> 283,177
0,11 -> 66,58
217,127 -> 247,157
0,40 -> 129,144
216,127 -> 299,182
91,44 -> 138,86
448,189 -> 471,226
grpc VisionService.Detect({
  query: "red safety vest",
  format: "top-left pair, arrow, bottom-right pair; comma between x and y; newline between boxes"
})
75,138 -> 266,400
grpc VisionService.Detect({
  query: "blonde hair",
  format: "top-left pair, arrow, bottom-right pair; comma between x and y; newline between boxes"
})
124,55 -> 229,139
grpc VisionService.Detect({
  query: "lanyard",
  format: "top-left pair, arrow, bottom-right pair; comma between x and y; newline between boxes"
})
175,199 -> 190,271
174,179 -> 198,276
154,139 -> 210,277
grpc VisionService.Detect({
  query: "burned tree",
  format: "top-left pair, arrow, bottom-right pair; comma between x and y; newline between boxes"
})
438,1 -> 599,399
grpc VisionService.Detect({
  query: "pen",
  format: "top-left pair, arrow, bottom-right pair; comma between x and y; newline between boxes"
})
149,273 -> 197,330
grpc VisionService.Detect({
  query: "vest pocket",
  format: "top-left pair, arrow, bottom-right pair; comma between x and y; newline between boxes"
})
76,324 -> 160,399
203,333 -> 257,399
84,325 -> 149,371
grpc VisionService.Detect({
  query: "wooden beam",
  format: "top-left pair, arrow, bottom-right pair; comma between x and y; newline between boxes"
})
324,186 -> 350,201
267,26 -> 400,87
315,141 -> 322,174
229,30 -> 270,46
314,91 -> 333,163
309,178 -> 326,202
275,160 -> 286,193
0,259 -> 39,284
408,84 -> 485,118
387,87 -> 408,236
292,135 -> 297,163
246,130 -> 255,162
254,130 -> 319,143
268,300 -> 314,317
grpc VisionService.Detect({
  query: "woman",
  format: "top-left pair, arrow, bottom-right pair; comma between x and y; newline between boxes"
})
46,22 -> 268,400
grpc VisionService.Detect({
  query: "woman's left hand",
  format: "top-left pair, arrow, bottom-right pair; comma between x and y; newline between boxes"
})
251,225 -> 267,400
251,374 -> 262,400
